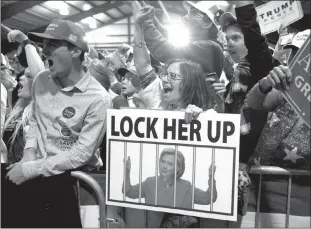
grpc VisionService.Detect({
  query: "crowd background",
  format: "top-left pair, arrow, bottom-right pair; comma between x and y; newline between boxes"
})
1,0 -> 310,228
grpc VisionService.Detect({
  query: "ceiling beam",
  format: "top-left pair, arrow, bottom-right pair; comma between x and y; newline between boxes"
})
1,1 -> 47,20
88,13 -> 132,32
115,7 -> 127,17
65,1 -> 106,27
30,1 -> 125,33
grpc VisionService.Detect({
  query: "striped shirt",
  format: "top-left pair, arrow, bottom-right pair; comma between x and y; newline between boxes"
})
23,68 -> 112,179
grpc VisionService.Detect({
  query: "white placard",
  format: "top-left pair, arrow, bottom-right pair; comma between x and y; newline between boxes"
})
106,109 -> 240,222
256,1 -> 303,35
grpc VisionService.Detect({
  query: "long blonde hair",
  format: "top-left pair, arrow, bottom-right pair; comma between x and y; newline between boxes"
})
3,99 -> 32,147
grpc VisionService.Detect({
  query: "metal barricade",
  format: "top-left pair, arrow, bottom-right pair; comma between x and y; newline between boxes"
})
249,165 -> 311,228
71,171 -> 107,228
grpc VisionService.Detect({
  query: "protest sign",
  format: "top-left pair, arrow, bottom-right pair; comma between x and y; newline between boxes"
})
256,1 -> 303,35
106,109 -> 240,221
283,35 -> 310,127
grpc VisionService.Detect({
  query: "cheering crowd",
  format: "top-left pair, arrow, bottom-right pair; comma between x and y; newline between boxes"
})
1,0 -> 310,228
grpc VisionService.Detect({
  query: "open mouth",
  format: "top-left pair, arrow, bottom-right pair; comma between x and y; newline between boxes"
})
18,82 -> 23,90
48,59 -> 54,68
163,87 -> 172,94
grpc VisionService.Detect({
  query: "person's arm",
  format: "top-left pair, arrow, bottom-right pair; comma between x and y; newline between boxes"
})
23,74 -> 39,158
134,21 -> 153,76
122,180 -> 146,199
246,82 -> 284,111
7,30 -> 44,78
22,96 -> 112,179
24,43 -> 45,78
152,16 -> 169,40
194,174 -> 217,205
122,173 -> 147,199
1,84 -> 7,138
235,1 -> 274,81
246,65 -> 291,111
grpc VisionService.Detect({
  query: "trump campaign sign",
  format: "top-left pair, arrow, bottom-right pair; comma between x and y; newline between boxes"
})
283,35 -> 310,127
256,1 -> 304,35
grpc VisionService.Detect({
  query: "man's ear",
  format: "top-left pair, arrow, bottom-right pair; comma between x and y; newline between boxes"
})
71,49 -> 82,58
202,21 -> 213,29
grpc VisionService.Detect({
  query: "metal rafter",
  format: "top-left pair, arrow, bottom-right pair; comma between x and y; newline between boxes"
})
30,1 -> 124,32
87,1 -> 115,19
1,0 -> 46,20
65,1 -> 106,27
115,7 -> 127,17
39,4 -> 62,16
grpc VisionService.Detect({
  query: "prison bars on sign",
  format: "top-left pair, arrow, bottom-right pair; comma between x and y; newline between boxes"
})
123,142 -> 127,201
173,145 -> 178,207
210,148 -> 215,211
191,147 -> 196,209
155,144 -> 159,205
139,143 -> 143,203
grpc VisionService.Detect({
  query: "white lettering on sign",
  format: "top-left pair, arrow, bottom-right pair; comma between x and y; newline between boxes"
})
297,54 -> 310,74
256,1 -> 303,35
295,75 -> 311,102
259,1 -> 294,20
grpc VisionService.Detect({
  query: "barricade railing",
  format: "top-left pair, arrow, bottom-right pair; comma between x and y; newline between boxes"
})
71,171 -> 107,228
71,167 -> 310,228
249,165 -> 311,228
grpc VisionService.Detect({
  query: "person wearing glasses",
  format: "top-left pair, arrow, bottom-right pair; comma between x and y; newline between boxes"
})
119,5 -> 225,228
131,3 -> 225,113
5,20 -> 112,227
122,147 -> 217,206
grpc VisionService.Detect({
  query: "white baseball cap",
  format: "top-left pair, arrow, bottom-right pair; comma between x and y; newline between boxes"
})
183,1 -> 228,28
283,29 -> 310,50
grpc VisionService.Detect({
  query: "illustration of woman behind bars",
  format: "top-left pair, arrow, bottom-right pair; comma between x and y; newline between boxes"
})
122,147 -> 217,208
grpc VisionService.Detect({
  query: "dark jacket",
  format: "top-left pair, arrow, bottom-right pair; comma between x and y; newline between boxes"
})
234,4 -> 275,163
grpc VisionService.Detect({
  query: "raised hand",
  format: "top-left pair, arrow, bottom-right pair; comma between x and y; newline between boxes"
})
260,65 -> 292,91
184,104 -> 203,124
7,30 -> 28,43
206,77 -> 226,100
135,6 -> 155,25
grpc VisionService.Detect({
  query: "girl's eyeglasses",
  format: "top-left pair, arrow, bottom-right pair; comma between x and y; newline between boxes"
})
159,72 -> 183,82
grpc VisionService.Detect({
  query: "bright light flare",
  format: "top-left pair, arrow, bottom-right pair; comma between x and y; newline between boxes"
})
166,24 -> 190,47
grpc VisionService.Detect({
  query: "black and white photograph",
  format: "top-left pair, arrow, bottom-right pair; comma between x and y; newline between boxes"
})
106,108 -> 240,221
1,0 -> 310,228
109,142 -> 235,214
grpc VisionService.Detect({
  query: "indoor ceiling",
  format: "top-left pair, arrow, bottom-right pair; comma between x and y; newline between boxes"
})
1,0 -> 310,50
1,1 -> 186,33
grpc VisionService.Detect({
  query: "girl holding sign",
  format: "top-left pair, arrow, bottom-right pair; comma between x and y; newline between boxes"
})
119,2 -> 224,228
